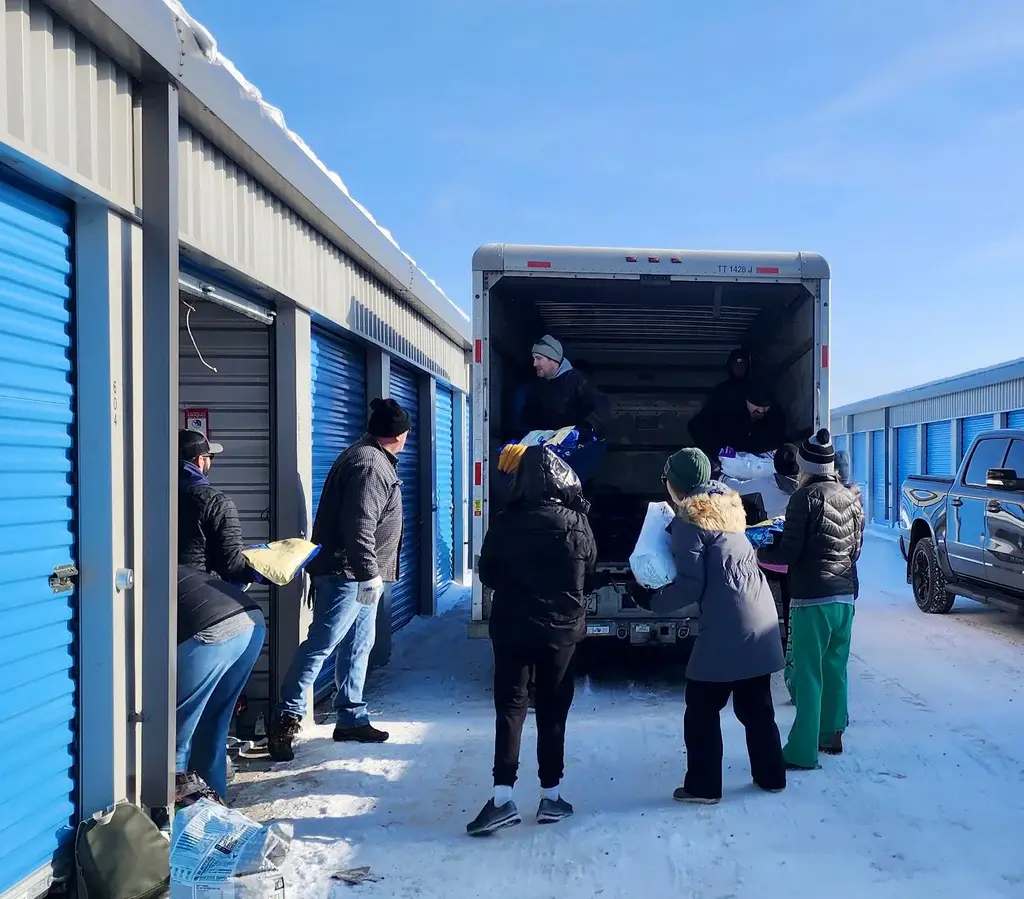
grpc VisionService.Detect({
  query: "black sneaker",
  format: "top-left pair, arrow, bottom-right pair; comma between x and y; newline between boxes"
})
334,723 -> 390,744
819,731 -> 844,755
174,772 -> 222,812
537,796 -> 574,824
267,713 -> 302,762
466,799 -> 521,837
672,787 -> 720,804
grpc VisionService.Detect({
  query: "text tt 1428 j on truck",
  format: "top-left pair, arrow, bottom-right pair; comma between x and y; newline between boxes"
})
902,428 -> 1024,615
469,243 -> 832,645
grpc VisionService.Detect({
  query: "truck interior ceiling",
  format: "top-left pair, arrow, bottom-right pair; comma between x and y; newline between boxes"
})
487,275 -> 818,562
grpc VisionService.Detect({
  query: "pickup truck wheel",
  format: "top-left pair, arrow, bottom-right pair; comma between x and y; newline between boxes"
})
911,537 -> 955,614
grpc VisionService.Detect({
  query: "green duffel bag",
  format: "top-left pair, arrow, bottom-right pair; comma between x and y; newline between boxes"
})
76,802 -> 170,899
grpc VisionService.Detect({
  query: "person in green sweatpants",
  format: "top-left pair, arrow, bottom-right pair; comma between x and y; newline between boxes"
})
759,428 -> 864,771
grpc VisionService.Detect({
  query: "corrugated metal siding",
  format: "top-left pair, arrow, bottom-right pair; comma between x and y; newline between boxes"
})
961,415 -> 995,455
1008,410 -> 1024,429
309,329 -> 366,700
178,125 -> 466,390
852,409 -> 884,432
389,367 -> 421,631
925,421 -> 953,476
0,0 -> 134,209
851,432 -> 868,501
871,430 -> 886,522
896,426 -> 919,492
889,382 -> 1024,427
435,386 -> 455,588
0,179 -> 77,896
178,298 -> 273,722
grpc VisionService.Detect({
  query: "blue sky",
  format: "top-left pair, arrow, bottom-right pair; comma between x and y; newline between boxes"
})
184,0 -> 1024,406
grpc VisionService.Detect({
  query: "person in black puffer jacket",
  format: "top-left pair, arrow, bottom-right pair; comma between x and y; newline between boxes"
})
467,445 -> 597,837
178,429 -> 255,585
759,429 -> 864,770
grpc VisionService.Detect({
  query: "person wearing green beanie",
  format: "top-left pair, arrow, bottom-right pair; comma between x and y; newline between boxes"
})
647,446 -> 786,803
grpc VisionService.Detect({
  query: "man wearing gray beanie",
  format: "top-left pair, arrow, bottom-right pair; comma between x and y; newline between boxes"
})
519,334 -> 610,484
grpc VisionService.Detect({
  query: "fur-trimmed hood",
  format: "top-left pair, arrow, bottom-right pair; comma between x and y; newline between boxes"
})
676,484 -> 747,535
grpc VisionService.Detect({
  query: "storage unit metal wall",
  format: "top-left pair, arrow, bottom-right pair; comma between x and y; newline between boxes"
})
0,0 -> 472,885
831,357 -> 1024,530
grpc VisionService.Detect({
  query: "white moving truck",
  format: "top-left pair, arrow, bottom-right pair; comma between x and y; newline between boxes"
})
470,244 -> 831,645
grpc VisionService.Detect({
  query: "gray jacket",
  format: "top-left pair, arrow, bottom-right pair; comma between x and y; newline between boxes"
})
307,436 -> 403,582
651,483 -> 784,683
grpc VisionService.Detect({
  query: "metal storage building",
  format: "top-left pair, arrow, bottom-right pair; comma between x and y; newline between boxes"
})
0,1 -> 471,895
830,358 -> 1024,531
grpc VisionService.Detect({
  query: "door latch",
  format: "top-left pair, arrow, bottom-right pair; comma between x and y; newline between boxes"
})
49,564 -> 79,594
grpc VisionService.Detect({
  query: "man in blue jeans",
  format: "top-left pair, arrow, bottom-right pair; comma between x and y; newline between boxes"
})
268,398 -> 411,761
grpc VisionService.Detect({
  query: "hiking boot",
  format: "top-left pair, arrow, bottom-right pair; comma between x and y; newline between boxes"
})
819,731 -> 844,755
267,713 -> 302,762
466,799 -> 522,837
537,796 -> 574,824
174,772 -> 222,811
333,723 -> 390,743
673,787 -> 720,804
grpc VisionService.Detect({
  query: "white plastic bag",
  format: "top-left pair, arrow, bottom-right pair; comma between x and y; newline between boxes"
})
629,502 -> 678,590
719,448 -> 776,481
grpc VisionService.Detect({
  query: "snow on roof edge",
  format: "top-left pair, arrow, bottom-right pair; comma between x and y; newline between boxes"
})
161,0 -> 469,326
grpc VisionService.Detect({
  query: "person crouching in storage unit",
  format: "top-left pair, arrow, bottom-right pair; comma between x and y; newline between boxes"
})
467,445 -> 597,836
648,448 -> 787,804
758,429 -> 864,769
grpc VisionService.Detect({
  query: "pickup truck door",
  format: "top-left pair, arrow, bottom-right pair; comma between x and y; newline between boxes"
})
946,437 -> 1010,580
983,437 -> 1024,593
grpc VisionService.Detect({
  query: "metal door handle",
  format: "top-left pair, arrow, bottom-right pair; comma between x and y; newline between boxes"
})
987,500 -> 1002,512
950,498 -> 963,508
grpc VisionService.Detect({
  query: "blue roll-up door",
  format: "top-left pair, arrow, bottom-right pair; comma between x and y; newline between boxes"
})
925,421 -> 953,475
310,329 -> 366,699
834,434 -> 847,455
851,433 -> 868,502
435,385 -> 455,589
897,426 -> 919,496
0,181 -> 78,896
390,366 -> 420,632
1008,410 -> 1024,429
961,415 -> 995,459
871,430 -> 887,522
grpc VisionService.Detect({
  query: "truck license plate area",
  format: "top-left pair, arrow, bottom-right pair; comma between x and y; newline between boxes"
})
630,622 -> 678,644
586,623 -> 612,636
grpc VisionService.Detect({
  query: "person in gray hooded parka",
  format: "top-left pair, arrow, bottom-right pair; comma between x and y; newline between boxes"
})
648,447 -> 786,803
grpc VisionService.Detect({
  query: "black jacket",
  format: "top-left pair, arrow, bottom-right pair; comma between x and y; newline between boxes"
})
306,436 -> 403,582
178,462 -> 254,583
177,566 -> 260,645
478,446 -> 598,648
689,381 -> 787,461
759,474 -> 864,599
521,366 -> 611,438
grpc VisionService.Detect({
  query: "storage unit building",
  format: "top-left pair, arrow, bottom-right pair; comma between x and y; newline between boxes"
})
0,1 -> 472,890
832,357 -> 1024,532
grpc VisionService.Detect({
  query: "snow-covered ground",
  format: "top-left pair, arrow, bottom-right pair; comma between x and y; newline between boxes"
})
230,537 -> 1024,897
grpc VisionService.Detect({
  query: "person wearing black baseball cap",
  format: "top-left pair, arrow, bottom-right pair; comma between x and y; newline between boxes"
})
269,397 -> 412,761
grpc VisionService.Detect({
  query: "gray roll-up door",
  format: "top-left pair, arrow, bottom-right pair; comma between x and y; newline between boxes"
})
925,421 -> 952,476
179,297 -> 273,730
309,328 -> 367,699
389,366 -> 421,632
0,178 -> 79,899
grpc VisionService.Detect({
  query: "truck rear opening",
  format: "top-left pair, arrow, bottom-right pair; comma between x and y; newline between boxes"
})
471,244 -> 830,643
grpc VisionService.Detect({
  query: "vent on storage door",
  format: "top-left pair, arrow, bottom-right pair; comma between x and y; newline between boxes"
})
961,415 -> 995,459
0,181 -> 78,896
179,298 -> 272,728
896,427 -> 919,498
925,421 -> 952,476
871,430 -> 886,522
309,330 -> 366,700
435,386 -> 455,589
851,433 -> 868,503
390,367 -> 420,632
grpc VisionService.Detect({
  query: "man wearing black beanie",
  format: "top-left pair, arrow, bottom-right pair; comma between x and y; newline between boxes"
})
269,397 -> 411,761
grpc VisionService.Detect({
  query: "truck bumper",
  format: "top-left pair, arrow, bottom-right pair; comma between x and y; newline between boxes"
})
468,619 -> 698,643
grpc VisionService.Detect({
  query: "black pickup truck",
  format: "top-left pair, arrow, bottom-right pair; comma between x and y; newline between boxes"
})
901,429 -> 1024,614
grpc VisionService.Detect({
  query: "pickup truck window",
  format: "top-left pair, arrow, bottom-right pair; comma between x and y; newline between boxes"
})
1001,439 -> 1024,478
963,437 -> 1009,487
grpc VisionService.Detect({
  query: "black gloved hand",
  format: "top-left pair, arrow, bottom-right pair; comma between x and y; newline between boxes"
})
577,422 -> 594,443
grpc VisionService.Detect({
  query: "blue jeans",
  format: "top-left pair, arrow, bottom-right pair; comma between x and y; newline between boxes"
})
277,575 -> 378,726
176,623 -> 265,798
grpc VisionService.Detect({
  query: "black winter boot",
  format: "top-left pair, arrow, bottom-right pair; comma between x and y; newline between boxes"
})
334,723 -> 390,743
267,713 -> 302,762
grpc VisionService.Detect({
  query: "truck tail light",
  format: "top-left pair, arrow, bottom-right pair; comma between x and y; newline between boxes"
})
526,260 -> 551,269
474,462 -> 482,486
821,345 -> 829,368
474,339 -> 482,363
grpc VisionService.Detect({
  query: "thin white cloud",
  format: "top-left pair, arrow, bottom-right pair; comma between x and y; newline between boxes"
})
817,13 -> 1024,120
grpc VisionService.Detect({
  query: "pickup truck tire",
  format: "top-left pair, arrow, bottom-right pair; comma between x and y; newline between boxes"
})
911,537 -> 955,614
